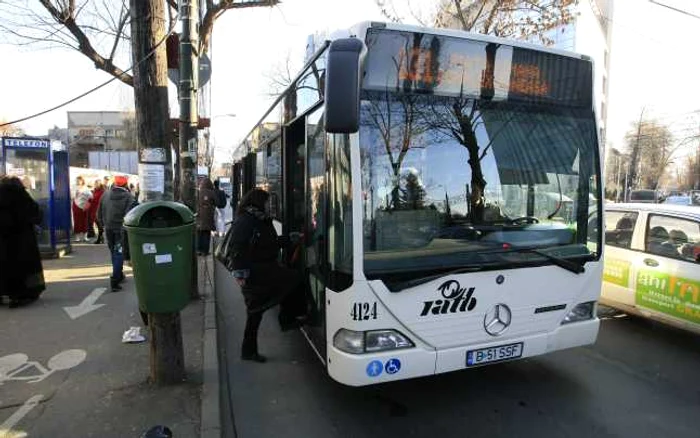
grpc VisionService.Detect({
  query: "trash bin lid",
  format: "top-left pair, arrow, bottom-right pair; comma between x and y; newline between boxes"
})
124,201 -> 194,227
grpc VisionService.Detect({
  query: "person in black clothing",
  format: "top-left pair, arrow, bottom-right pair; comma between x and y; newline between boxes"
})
213,179 -> 228,236
230,188 -> 306,362
98,175 -> 136,291
0,176 -> 46,308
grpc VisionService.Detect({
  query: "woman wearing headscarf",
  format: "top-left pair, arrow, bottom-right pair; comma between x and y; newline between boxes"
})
196,178 -> 217,255
230,188 -> 307,362
72,175 -> 92,242
0,176 -> 46,308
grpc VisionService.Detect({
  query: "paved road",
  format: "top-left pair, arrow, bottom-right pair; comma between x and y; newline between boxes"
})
0,244 -> 203,438
215,261 -> 700,438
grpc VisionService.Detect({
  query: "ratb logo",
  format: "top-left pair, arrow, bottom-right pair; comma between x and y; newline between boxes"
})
420,280 -> 477,317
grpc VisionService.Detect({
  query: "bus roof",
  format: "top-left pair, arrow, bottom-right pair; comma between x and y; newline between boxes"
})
338,21 -> 591,62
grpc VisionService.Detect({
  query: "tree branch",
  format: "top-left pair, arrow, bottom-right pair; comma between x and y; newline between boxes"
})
199,0 -> 280,54
38,0 -> 133,86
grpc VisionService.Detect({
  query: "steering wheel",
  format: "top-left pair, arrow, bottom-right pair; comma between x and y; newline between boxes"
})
509,216 -> 539,225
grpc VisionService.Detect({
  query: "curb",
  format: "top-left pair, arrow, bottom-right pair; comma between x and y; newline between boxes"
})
200,256 -> 221,438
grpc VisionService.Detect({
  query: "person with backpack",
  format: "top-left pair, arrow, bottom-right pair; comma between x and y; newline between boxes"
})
229,188 -> 307,362
214,179 -> 228,236
97,175 -> 136,291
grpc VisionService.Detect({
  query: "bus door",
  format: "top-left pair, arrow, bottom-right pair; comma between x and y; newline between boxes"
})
232,162 -> 242,209
241,153 -> 256,194
303,106 -> 328,357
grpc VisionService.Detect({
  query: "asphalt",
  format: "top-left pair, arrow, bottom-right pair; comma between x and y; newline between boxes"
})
215,261 -> 700,438
0,243 -> 206,438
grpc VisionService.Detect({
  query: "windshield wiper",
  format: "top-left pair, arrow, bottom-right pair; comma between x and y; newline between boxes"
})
507,247 -> 585,274
382,266 -> 484,292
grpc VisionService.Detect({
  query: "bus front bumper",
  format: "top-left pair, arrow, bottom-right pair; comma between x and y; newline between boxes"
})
326,319 -> 599,386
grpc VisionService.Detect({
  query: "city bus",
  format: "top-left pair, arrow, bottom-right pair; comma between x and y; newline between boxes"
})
229,21 -> 603,386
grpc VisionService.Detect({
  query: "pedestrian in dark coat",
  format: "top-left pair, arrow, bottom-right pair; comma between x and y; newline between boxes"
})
230,188 -> 307,362
0,176 -> 46,308
98,175 -> 136,291
196,178 -> 217,255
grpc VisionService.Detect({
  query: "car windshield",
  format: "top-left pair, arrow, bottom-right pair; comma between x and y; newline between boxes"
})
359,92 -> 601,277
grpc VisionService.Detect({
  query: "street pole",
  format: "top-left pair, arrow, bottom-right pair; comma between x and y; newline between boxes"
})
130,0 -> 185,385
629,108 -> 645,192
179,0 -> 199,211
179,0 -> 200,301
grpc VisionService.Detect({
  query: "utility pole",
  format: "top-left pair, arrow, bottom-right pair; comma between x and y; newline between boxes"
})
628,108 -> 645,192
130,0 -> 185,384
179,0 -> 200,301
179,0 -> 199,211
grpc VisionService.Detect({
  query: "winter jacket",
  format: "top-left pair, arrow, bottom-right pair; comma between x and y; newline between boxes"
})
214,188 -> 227,209
197,179 -> 217,231
230,210 -> 281,278
89,187 -> 105,223
0,180 -> 45,299
97,186 -> 136,231
229,208 -> 301,313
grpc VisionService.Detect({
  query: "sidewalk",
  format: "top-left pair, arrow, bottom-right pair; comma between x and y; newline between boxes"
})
0,243 -> 215,438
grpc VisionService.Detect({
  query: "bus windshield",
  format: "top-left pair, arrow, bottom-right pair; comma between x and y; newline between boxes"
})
360,93 -> 600,277
359,28 -> 601,280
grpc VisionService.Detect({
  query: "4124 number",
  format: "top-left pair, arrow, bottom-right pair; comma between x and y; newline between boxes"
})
351,302 -> 378,321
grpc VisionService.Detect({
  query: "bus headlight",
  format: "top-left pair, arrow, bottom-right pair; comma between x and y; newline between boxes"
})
333,329 -> 415,354
333,329 -> 364,354
561,302 -> 596,324
365,330 -> 414,352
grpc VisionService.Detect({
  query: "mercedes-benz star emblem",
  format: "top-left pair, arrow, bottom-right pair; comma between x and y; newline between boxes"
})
483,304 -> 512,336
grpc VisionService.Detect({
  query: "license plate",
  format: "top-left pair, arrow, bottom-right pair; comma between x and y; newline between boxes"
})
466,342 -> 523,367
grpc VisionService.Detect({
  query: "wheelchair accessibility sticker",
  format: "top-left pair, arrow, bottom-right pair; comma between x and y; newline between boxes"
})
385,358 -> 401,375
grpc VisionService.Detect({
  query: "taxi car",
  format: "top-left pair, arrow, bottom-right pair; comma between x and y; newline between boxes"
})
602,203 -> 700,334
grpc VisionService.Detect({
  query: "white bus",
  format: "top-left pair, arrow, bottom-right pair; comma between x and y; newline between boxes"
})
230,22 -> 603,386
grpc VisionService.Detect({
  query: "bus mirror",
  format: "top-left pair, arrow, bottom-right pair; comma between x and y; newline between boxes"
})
324,38 -> 363,134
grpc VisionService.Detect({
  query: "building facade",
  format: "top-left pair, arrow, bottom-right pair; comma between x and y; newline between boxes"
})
67,111 -> 137,168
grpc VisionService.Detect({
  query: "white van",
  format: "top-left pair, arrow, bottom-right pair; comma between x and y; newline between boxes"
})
601,203 -> 700,334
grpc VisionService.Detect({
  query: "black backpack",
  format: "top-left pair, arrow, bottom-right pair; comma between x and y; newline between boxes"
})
215,189 -> 227,209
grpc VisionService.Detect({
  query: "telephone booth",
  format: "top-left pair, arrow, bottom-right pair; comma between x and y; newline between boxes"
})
1,137 -> 72,257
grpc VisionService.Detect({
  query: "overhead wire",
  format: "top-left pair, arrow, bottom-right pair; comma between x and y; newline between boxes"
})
0,9 -> 182,129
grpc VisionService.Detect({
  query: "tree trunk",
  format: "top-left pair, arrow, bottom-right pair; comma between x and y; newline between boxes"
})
130,0 -> 185,385
130,0 -> 173,202
149,313 -> 185,383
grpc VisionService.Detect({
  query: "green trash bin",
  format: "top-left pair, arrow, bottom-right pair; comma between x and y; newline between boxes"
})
124,201 -> 194,313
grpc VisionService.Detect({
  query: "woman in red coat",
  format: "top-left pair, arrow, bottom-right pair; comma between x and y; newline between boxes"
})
89,180 -> 105,244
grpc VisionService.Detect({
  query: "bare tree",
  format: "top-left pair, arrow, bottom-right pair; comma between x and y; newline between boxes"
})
376,0 -> 578,45
624,118 -> 678,190
0,0 -> 280,87
0,118 -> 24,137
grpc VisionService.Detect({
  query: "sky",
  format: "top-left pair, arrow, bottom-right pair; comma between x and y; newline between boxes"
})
605,0 -> 700,161
1,0 -> 699,166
